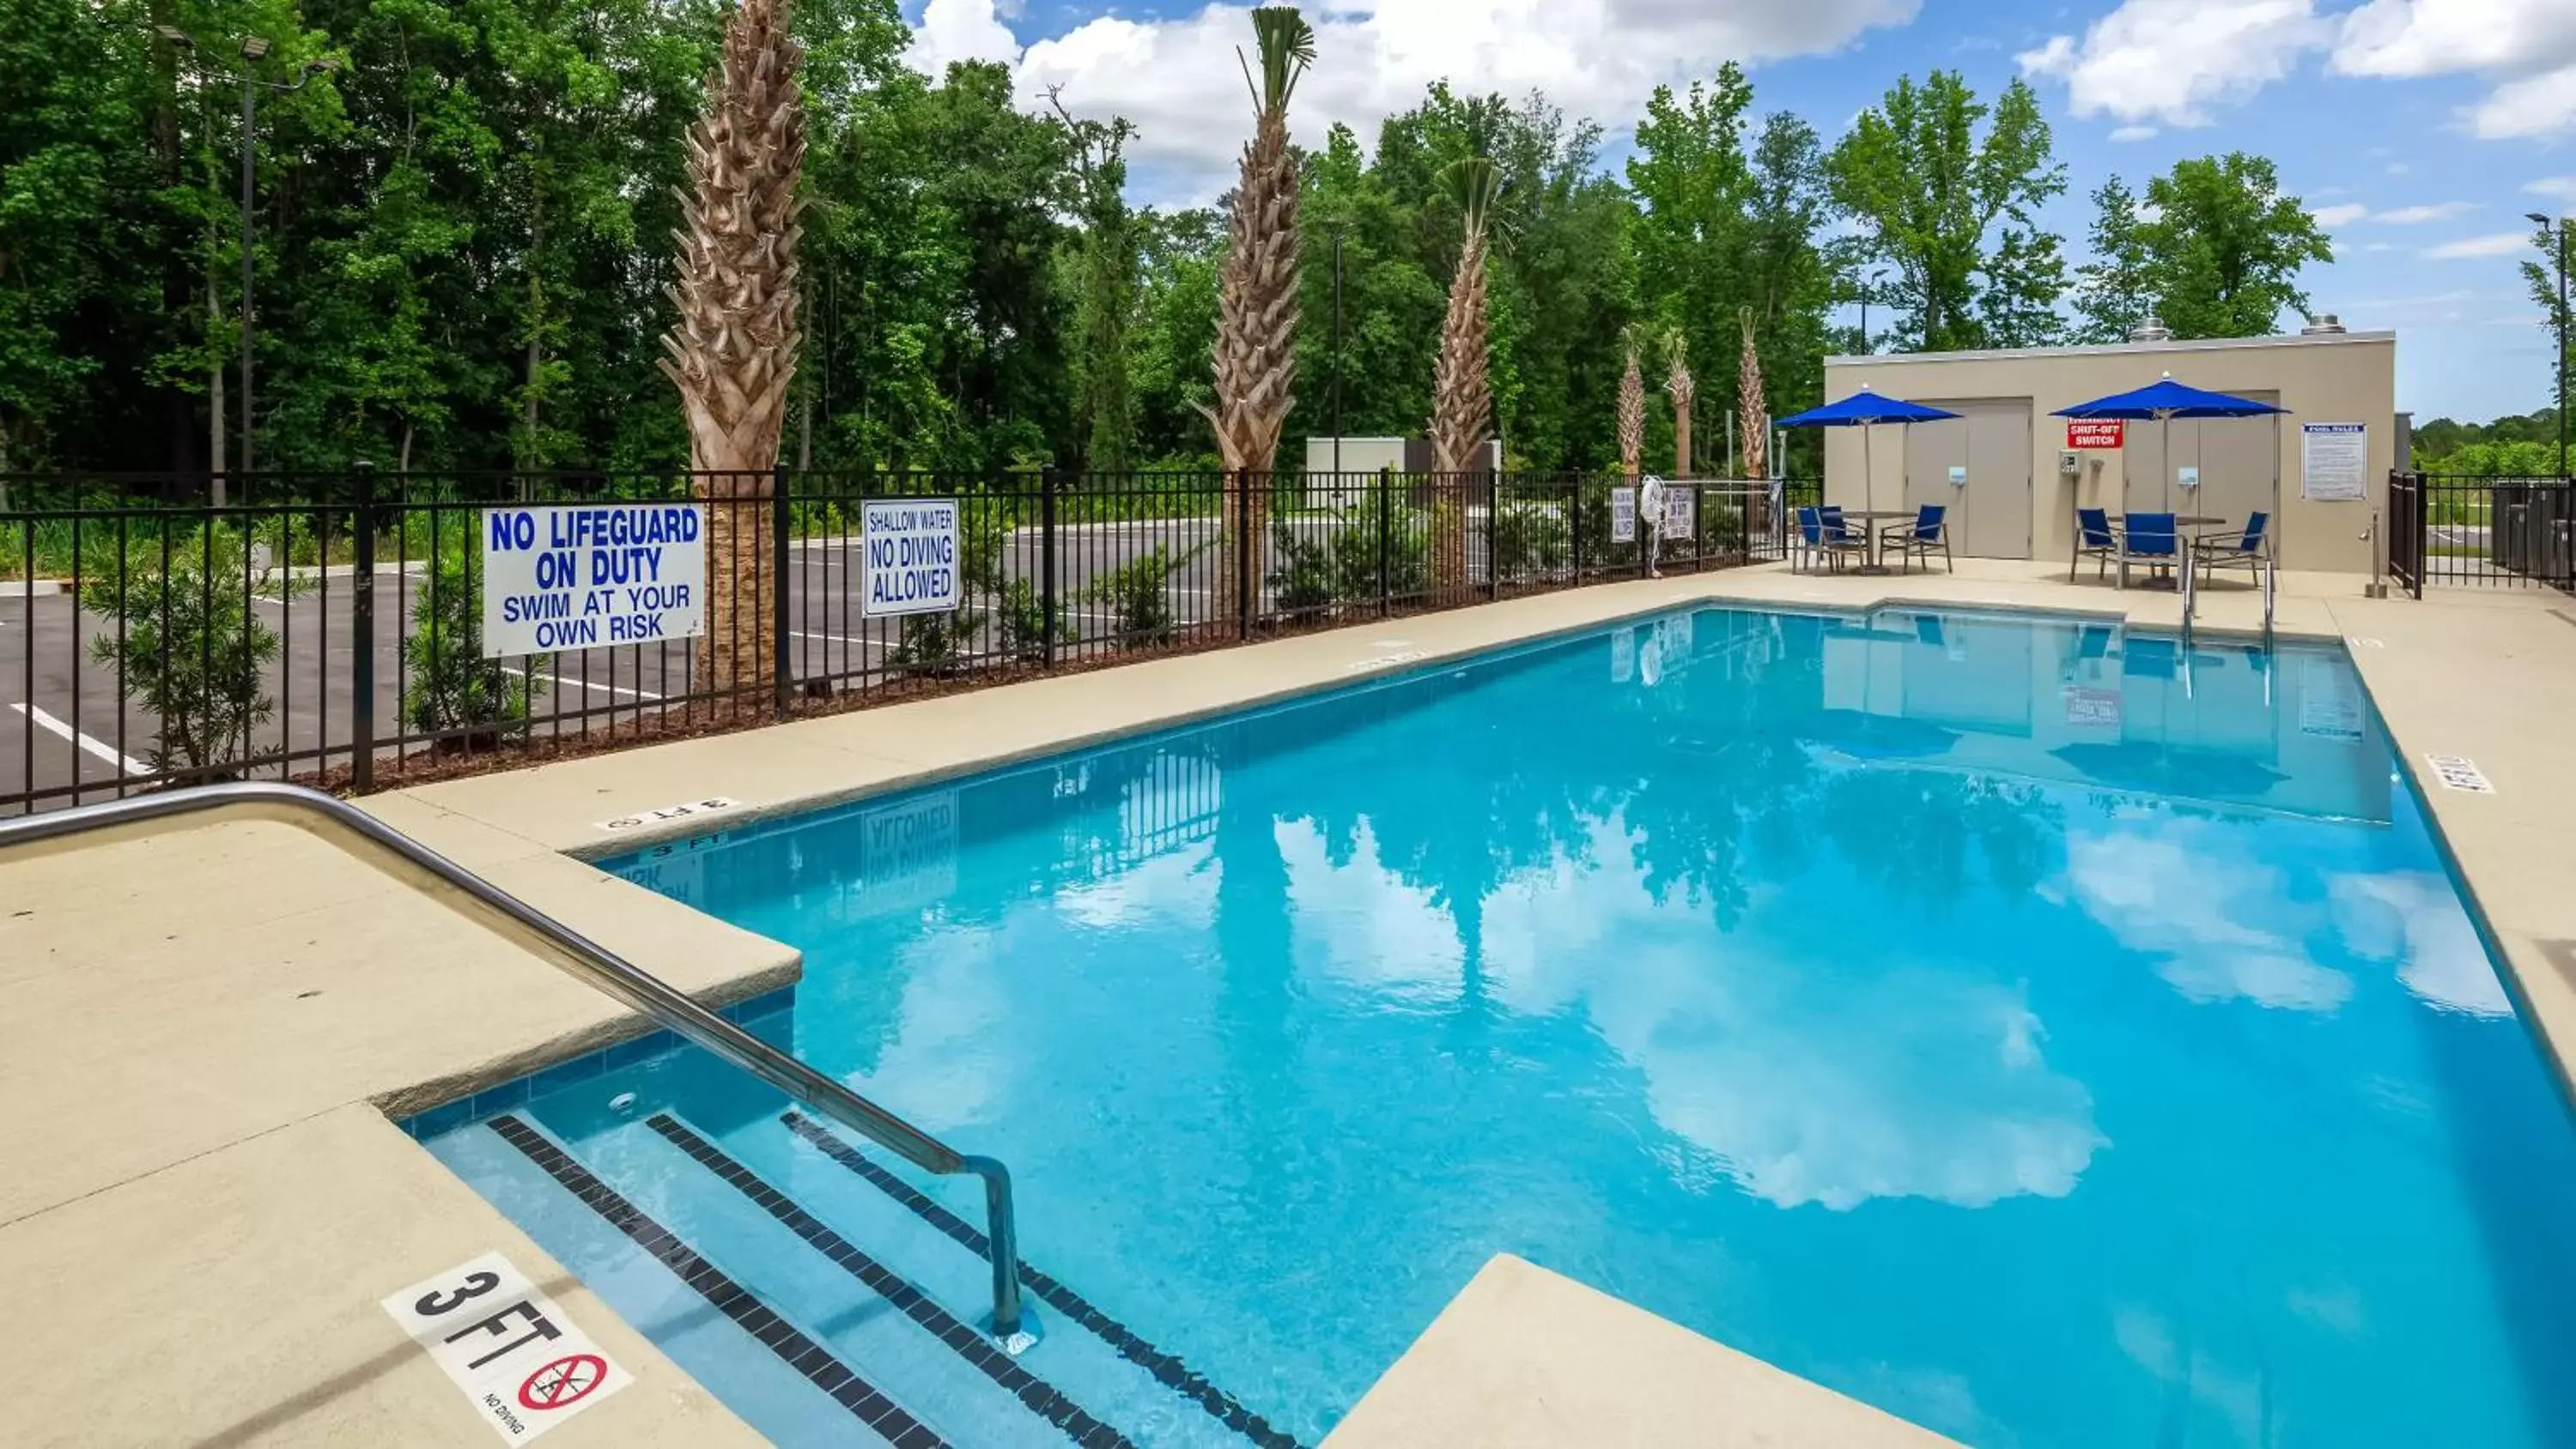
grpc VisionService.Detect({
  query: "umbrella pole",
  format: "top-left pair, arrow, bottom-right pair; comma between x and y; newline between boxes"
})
2163,414 -> 2173,512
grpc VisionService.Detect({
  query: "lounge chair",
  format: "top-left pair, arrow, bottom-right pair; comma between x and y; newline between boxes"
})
2118,512 -> 2179,590
2190,511 -> 2270,586
2071,507 -> 2120,582
1881,504 -> 1953,573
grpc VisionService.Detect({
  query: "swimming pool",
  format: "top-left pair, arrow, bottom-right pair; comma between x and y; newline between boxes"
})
424,605 -> 2576,1447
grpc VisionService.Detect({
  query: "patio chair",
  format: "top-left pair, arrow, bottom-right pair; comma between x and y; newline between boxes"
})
2118,512 -> 2179,589
2071,507 -> 2120,582
2190,511 -> 2270,586
1881,503 -> 1953,574
1794,506 -> 1868,573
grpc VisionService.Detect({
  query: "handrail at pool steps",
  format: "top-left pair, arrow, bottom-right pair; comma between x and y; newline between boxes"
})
0,780 -> 1035,1351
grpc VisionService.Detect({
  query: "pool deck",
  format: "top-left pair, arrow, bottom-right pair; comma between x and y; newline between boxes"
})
4,556 -> 2571,1444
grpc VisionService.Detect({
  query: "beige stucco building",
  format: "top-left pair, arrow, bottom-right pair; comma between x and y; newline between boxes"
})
1820,329 -> 2397,574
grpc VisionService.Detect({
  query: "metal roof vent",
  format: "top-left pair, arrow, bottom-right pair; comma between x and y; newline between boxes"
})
2129,316 -> 2172,343
2301,313 -> 2348,335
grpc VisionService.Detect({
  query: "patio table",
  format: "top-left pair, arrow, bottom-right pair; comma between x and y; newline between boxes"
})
1839,509 -> 1917,575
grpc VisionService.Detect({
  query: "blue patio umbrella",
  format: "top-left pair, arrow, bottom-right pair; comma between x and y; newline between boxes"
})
2053,373 -> 2290,510
1777,388 -> 1961,518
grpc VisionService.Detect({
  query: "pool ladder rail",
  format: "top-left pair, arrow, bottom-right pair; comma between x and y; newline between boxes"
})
0,780 -> 1036,1353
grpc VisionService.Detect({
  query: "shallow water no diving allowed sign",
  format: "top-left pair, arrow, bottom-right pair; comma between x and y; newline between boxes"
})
861,497 -> 962,617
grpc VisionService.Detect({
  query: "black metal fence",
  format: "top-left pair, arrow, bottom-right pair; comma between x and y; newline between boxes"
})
2390,470 -> 2576,596
3,467 -> 1815,815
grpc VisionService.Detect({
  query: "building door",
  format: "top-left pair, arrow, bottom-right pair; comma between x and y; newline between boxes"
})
2123,391 -> 2280,527
1904,398 -> 2033,559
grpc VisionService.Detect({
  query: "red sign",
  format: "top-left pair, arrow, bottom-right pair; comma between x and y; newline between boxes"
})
519,1354 -> 610,1411
2067,419 -> 2126,450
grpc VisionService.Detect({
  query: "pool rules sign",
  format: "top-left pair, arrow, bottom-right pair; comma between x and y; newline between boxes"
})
383,1251 -> 632,1440
480,504 -> 707,658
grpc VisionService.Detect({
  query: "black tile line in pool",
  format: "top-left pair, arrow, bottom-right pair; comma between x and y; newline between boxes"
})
646,1113 -> 1134,1449
484,1114 -> 951,1449
778,1109 -> 1309,1449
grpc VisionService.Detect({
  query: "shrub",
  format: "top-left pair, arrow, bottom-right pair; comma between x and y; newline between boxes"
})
77,525 -> 288,778
1489,500 -> 1571,582
1084,545 -> 1191,645
404,544 -> 532,743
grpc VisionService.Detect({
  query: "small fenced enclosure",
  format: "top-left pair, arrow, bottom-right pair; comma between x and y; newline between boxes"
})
3,467 -> 1814,816
2387,471 -> 2576,597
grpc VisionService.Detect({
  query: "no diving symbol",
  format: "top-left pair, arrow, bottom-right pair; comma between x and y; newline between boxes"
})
519,1354 -> 608,1412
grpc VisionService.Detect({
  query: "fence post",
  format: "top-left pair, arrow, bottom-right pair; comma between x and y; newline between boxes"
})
1485,469 -> 1501,600
349,461 -> 377,795
1570,473 -> 1585,582
1236,470 -> 1256,639
1040,468 -> 1059,666
772,461 -> 793,716
1377,465 -> 1393,617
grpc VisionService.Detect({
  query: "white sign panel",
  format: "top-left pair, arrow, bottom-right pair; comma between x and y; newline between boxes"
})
1664,488 -> 1696,541
1609,487 -> 1637,543
2301,423 -> 2368,501
481,505 -> 705,659
860,498 -> 962,617
382,1252 -> 632,1442
2425,754 -> 2495,795
597,796 -> 741,834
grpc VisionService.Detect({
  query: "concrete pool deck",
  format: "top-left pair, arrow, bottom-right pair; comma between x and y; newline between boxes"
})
3,556 -> 2571,1444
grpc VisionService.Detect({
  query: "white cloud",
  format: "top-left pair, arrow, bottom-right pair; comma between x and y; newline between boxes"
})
2530,177 -> 2576,203
2331,0 -> 2576,139
2311,203 -> 2370,227
918,0 -> 1924,201
2376,200 -> 2475,224
912,0 -> 1021,74
2427,231 -> 2538,259
2017,0 -> 2330,130
2109,124 -> 2159,142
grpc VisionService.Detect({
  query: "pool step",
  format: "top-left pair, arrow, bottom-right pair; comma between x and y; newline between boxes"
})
470,1108 -> 1296,1447
486,1114 -> 951,1447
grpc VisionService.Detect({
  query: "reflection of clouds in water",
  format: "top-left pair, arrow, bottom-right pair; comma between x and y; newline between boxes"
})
1479,818 -> 2103,1211
1277,820 -> 1464,1007
2287,1282 -> 2367,1337
2331,872 -> 2511,1018
2067,820 -> 2354,1013
2112,1305 -> 2267,1446
863,927 -> 1013,1133
1057,840 -> 1217,931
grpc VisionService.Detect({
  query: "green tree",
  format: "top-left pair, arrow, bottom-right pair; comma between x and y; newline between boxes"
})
1048,90 -> 1138,473
2522,218 -> 2571,468
2072,175 -> 2154,344
2139,153 -> 2331,338
1826,72 -> 2067,352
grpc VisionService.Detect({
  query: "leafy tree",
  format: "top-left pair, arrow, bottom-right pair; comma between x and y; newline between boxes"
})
2072,176 -> 2154,344
2139,154 -> 2330,338
2523,219 -> 2571,465
1826,72 -> 2066,352
1049,90 -> 1137,473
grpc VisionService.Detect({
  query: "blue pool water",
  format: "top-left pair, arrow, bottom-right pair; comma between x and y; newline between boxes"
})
438,606 -> 2576,1448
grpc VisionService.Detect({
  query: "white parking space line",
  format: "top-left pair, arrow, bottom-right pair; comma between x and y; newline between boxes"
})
13,702 -> 150,775
505,667 -> 666,702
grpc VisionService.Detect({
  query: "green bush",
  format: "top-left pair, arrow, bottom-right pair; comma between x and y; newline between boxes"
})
1489,500 -> 1571,582
404,545 -> 532,742
76,526 -> 289,778
1084,545 -> 1190,644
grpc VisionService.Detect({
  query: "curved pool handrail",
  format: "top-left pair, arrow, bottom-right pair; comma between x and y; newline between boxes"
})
0,781 -> 1030,1347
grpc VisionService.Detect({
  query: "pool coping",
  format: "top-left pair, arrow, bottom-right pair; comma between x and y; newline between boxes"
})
9,558 -> 2569,1446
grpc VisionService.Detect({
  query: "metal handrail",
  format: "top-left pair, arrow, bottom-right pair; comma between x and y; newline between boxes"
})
0,781 -> 1031,1349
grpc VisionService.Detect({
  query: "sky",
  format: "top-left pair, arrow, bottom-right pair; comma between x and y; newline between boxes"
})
902,0 -> 2576,424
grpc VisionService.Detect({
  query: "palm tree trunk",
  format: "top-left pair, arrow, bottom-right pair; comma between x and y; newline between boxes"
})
1431,227 -> 1491,597
662,0 -> 805,706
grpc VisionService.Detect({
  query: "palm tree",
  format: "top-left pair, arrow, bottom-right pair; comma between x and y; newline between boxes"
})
1737,306 -> 1771,545
1662,328 -> 1694,478
663,0 -> 805,702
1431,155 -> 1504,593
1206,6 -> 1313,625
1617,322 -> 1648,482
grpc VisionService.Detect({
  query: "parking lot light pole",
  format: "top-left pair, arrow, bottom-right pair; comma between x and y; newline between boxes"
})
2531,211 -> 2569,477
153,27 -> 337,500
